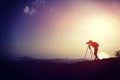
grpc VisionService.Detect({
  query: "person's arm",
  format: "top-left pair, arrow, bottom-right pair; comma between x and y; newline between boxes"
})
86,41 -> 91,48
88,43 -> 92,49
88,44 -> 91,48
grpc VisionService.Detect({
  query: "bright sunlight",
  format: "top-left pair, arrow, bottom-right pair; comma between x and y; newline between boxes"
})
98,52 -> 109,59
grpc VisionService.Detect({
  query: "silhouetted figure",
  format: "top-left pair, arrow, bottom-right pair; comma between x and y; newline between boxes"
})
86,40 -> 99,60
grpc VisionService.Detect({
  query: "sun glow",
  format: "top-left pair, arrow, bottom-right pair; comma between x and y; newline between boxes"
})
12,1 -> 120,58
98,52 -> 109,59
85,14 -> 117,40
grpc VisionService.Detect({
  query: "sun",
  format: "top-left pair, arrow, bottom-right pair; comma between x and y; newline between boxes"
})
87,14 -> 115,38
98,52 -> 109,59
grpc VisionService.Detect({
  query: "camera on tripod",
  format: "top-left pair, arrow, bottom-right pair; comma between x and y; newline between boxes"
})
84,40 -> 93,60
86,40 -> 92,44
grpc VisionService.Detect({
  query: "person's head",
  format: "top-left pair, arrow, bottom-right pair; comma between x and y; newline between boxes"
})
86,40 -> 92,44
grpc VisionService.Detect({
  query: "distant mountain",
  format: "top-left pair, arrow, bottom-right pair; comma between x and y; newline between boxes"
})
19,56 -> 89,63
44,58 -> 89,63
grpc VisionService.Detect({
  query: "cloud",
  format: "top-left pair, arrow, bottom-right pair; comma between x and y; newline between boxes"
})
32,0 -> 40,5
24,6 -> 37,16
24,6 -> 29,14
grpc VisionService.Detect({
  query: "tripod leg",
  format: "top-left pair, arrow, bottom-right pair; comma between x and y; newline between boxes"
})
89,47 -> 93,60
84,46 -> 89,59
90,49 -> 93,60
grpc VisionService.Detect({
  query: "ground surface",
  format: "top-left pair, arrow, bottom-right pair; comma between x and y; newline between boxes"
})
0,58 -> 120,80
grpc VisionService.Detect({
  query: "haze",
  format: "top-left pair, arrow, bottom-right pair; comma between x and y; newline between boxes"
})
10,0 -> 120,59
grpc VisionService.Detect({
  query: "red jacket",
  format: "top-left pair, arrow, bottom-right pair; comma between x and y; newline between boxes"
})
89,42 -> 99,48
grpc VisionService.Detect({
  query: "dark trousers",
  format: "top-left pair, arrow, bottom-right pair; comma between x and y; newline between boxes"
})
94,48 -> 99,60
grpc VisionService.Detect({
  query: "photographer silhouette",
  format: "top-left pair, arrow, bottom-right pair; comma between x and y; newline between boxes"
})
86,40 -> 99,60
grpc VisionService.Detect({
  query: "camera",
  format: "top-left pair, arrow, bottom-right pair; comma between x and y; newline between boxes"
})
86,40 -> 92,44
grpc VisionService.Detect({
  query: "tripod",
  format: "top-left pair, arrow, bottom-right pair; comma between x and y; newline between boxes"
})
84,45 -> 94,60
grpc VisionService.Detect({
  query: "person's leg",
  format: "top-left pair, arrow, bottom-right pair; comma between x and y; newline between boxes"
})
94,48 -> 99,60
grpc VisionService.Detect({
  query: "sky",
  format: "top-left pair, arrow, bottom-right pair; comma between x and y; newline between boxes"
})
2,0 -> 120,59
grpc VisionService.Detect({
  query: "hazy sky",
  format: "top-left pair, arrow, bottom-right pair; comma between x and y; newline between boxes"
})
9,0 -> 120,59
